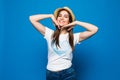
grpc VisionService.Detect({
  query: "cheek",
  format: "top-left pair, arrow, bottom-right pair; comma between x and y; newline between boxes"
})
65,19 -> 69,24
56,18 -> 60,22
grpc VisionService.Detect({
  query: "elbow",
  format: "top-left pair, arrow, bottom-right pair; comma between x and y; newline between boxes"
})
95,26 -> 99,31
90,26 -> 98,33
29,16 -> 33,21
29,16 -> 39,22
29,16 -> 36,23
93,26 -> 99,33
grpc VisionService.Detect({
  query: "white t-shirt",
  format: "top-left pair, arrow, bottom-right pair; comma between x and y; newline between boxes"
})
44,27 -> 81,71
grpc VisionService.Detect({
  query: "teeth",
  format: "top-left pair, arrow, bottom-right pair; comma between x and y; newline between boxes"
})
59,21 -> 64,23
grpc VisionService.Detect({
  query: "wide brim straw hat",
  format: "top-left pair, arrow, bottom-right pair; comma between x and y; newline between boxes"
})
54,6 -> 75,22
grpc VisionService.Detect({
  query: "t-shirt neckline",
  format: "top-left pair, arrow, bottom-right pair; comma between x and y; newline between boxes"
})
60,33 -> 69,36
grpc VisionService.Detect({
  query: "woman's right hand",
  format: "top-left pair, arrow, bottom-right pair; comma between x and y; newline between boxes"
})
50,14 -> 60,29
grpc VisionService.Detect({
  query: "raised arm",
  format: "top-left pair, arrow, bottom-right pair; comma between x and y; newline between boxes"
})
29,14 -> 58,36
75,21 -> 98,42
62,21 -> 99,42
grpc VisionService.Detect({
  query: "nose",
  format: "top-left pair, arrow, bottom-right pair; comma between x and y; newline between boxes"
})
60,16 -> 64,20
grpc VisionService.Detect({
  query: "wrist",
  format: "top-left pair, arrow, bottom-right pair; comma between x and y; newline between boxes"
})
74,21 -> 78,25
49,14 -> 53,18
75,21 -> 83,25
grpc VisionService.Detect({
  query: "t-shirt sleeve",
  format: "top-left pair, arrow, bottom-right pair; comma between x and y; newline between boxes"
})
74,33 -> 81,45
44,27 -> 54,40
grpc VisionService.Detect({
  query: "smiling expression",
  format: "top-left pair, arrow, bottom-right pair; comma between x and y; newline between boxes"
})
57,10 -> 70,27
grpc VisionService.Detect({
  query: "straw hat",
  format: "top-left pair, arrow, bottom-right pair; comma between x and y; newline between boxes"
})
54,7 -> 75,22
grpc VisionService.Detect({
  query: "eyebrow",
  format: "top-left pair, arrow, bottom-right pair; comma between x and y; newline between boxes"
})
59,13 -> 69,16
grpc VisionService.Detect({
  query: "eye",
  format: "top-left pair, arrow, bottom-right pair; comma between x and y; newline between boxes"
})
58,14 -> 62,17
64,15 -> 69,18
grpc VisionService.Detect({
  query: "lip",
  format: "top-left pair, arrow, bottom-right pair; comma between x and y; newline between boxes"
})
59,20 -> 65,24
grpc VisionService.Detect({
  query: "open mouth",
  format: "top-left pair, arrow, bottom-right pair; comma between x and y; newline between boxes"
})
59,20 -> 65,24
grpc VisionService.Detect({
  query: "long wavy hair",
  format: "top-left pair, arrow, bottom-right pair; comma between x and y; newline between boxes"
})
52,9 -> 74,51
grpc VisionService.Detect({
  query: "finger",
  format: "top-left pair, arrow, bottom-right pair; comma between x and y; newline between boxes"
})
63,24 -> 73,29
58,25 -> 61,29
53,21 -> 60,29
63,25 -> 69,28
67,27 -> 73,31
55,22 -> 60,29
61,25 -> 68,29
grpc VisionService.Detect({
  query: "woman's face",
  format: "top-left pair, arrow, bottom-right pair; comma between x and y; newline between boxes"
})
57,10 -> 70,27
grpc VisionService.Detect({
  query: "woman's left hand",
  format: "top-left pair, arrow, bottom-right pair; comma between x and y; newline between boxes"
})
61,21 -> 78,31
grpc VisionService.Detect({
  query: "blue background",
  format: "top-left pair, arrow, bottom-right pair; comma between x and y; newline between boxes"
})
0,0 -> 120,80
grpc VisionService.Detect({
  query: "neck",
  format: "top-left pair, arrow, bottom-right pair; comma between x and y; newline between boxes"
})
60,29 -> 68,34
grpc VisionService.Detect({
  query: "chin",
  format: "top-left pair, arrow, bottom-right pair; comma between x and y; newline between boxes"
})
59,24 -> 67,27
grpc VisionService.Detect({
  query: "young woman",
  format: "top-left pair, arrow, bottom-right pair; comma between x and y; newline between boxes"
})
29,7 -> 98,80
